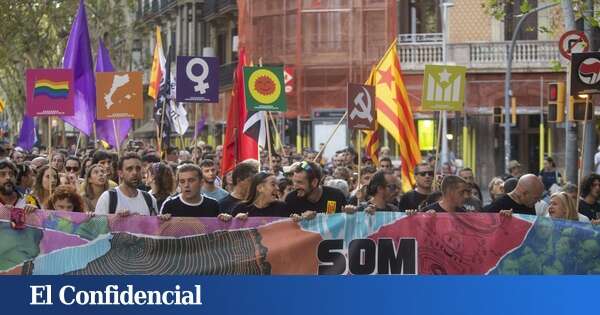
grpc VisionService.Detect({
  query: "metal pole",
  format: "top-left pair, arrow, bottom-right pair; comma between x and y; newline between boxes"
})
562,0 -> 578,183
504,2 -> 559,173
583,0 -> 596,177
440,1 -> 453,165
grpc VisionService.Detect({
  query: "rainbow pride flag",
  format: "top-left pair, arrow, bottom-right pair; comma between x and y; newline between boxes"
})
33,79 -> 69,99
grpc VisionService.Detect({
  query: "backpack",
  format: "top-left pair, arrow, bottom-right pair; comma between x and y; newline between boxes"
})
108,189 -> 156,216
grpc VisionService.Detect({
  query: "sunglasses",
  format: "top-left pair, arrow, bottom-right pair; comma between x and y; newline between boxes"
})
417,171 -> 434,177
65,166 -> 79,172
300,161 -> 312,171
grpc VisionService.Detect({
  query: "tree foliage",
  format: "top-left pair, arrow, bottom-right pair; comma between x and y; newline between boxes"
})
0,0 -> 137,136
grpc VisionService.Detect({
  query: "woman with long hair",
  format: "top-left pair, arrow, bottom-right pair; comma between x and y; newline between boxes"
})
547,192 -> 589,222
32,165 -> 59,208
81,164 -> 109,212
47,185 -> 85,212
146,162 -> 175,210
231,172 -> 290,218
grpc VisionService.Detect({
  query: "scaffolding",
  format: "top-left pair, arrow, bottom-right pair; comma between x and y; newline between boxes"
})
238,0 -> 397,118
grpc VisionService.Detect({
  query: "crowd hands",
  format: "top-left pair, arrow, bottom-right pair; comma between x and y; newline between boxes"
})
1,139 -> 599,226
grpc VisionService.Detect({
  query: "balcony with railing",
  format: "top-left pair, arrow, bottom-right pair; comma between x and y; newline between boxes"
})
138,0 -> 177,19
397,33 -> 562,71
204,0 -> 236,18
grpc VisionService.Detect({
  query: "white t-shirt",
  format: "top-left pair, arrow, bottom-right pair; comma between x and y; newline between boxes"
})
95,187 -> 157,215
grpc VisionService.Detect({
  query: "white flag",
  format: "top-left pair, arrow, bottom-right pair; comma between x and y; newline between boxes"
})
169,101 -> 189,136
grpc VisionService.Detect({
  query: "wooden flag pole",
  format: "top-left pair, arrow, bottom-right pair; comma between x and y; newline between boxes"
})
266,113 -> 273,172
313,111 -> 348,163
193,103 -> 200,145
112,119 -> 121,159
357,130 -> 362,206
268,112 -> 283,152
158,102 -> 167,160
92,121 -> 98,149
74,131 -> 82,156
48,116 -> 53,198
433,111 -> 443,190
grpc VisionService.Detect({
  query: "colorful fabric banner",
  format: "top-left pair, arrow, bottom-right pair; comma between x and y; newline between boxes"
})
3,209 -> 600,275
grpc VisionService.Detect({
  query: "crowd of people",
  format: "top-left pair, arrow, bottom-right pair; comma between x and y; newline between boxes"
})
1,139 -> 599,225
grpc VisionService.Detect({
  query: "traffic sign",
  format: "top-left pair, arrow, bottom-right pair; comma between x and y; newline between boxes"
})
571,52 -> 600,95
559,30 -> 589,60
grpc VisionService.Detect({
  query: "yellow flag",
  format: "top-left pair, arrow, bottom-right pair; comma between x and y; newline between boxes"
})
371,40 -> 421,192
148,26 -> 166,100
0,98 -> 4,112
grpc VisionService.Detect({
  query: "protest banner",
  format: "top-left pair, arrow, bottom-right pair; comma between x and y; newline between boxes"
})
96,72 -> 144,120
2,209 -> 599,275
244,66 -> 286,111
26,69 -> 74,116
176,56 -> 219,103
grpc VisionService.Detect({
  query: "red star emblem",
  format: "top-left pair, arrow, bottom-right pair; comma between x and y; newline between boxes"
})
378,67 -> 394,90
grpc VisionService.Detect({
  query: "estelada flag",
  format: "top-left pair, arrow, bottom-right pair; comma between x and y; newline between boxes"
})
221,48 -> 259,175
148,26 -> 166,100
371,40 -> 421,192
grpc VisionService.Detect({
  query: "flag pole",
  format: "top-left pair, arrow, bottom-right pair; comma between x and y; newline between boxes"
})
268,112 -> 283,152
194,103 -> 199,145
93,121 -> 98,149
74,131 -> 82,156
112,119 -> 121,159
158,101 -> 167,160
313,111 -> 348,163
48,116 -> 53,198
433,111 -> 443,190
357,130 -> 362,206
266,113 -> 273,171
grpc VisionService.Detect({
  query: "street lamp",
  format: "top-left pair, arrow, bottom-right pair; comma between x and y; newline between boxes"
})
503,2 -> 559,174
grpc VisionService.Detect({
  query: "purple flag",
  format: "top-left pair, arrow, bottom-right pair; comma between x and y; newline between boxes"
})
95,39 -> 133,148
17,116 -> 36,150
61,0 -> 95,136
195,115 -> 206,138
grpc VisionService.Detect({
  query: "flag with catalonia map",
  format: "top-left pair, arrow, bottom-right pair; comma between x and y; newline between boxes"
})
243,66 -> 286,111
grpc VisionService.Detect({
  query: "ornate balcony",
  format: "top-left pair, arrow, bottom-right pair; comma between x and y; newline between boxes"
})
397,34 -> 562,71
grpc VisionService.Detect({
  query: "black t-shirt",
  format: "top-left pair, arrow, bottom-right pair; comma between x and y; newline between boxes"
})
160,194 -> 220,217
421,201 -> 466,213
398,190 -> 428,211
232,200 -> 291,217
578,199 -> 600,220
483,194 -> 535,215
219,194 -> 242,214
285,186 -> 347,214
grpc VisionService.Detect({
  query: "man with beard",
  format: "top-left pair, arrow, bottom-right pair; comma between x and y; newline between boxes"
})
95,152 -> 158,215
0,159 -> 39,210
346,170 -> 399,214
285,160 -> 347,218
398,163 -> 434,211
200,159 -> 228,201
